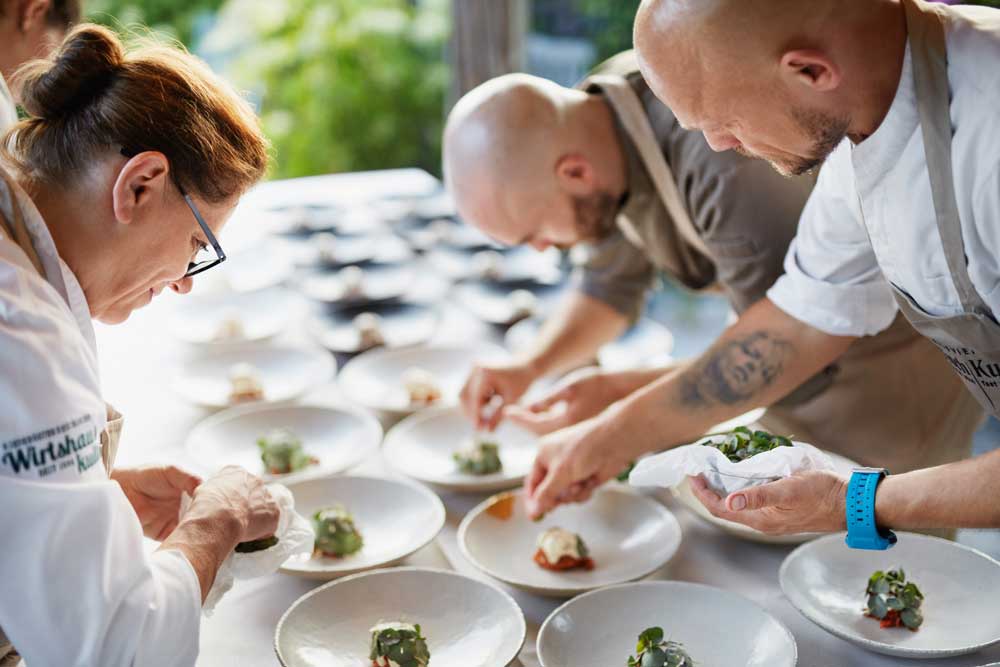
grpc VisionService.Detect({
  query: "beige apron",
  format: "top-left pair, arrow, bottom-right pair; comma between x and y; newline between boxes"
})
0,175 -> 123,667
877,0 -> 1000,418
583,59 -> 982,476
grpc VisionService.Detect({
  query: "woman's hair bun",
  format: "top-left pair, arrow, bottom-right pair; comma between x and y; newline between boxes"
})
17,24 -> 125,121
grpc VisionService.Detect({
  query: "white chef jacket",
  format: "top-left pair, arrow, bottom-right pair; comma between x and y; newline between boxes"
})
0,170 -> 202,666
0,73 -> 17,131
767,5 -> 1000,337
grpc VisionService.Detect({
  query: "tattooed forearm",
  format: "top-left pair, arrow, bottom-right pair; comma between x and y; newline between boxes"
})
677,331 -> 794,408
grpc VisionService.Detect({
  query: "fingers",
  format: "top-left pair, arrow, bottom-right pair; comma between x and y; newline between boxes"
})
527,459 -> 574,520
689,475 -> 730,517
525,385 -> 570,413
166,465 -> 202,494
727,478 -> 792,513
504,404 -> 568,435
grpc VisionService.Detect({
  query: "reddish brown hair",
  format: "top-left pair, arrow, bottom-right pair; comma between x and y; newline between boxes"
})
4,23 -> 269,202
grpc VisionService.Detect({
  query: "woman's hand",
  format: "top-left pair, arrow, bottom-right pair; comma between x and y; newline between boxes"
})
504,367 -> 641,435
112,465 -> 202,541
460,361 -> 538,430
688,470 -> 850,535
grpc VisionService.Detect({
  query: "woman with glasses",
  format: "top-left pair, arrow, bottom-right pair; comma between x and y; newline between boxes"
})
0,24 -> 278,667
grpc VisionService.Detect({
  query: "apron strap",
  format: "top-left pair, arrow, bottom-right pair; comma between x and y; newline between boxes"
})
582,73 -> 712,260
904,0 -> 992,316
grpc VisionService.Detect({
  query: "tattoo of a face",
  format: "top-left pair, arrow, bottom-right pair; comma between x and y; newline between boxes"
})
679,332 -> 793,407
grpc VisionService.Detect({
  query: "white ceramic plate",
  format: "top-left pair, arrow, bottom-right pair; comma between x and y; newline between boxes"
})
280,475 -> 445,580
204,240 -> 295,293
184,403 -> 380,482
300,262 -> 417,305
168,287 -> 306,345
426,246 -> 562,283
275,567 -> 526,667
307,301 -> 439,353
507,316 -> 675,371
459,486 -> 682,597
668,449 -> 859,545
780,532 -> 1000,659
383,407 -> 537,492
337,343 -> 507,415
170,343 -> 335,408
454,279 -> 565,326
537,581 -> 797,666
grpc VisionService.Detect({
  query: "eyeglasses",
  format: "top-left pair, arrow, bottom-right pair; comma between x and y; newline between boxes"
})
120,147 -> 226,278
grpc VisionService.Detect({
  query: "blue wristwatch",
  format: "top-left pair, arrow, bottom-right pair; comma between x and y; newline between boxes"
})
845,467 -> 896,550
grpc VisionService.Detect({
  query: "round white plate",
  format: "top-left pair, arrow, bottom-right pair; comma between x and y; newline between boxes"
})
202,240 -> 295,293
275,567 -> 526,667
426,246 -> 562,283
308,301 -> 439,353
781,532 -> 1000,659
170,343 -> 335,408
507,316 -> 675,371
383,407 -> 537,492
668,449 -> 859,545
184,403 -> 380,481
280,476 -> 445,580
459,486 -> 682,597
168,287 -> 305,345
537,581 -> 797,666
454,279 -> 565,326
300,262 -> 416,305
338,343 -> 507,415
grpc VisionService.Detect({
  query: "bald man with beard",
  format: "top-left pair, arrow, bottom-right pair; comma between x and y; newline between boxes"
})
445,51 -> 982,527
512,0 -> 1000,537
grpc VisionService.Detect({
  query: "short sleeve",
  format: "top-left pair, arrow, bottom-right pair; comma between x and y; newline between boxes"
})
573,227 -> 655,323
766,143 -> 899,336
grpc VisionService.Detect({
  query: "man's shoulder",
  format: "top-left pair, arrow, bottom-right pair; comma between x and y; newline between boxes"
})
945,5 -> 1000,103
586,49 -> 641,81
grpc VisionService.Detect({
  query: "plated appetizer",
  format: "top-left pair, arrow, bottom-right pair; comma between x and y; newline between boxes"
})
353,312 -> 386,350
453,438 -> 503,475
339,265 -> 366,299
314,232 -> 339,264
508,289 -> 537,320
864,567 -> 924,631
402,367 -> 442,406
228,362 -> 265,403
212,308 -> 246,342
257,428 -> 318,475
700,426 -> 792,463
313,504 -> 364,558
627,627 -> 694,667
473,250 -> 503,280
534,527 -> 594,571
369,621 -> 430,667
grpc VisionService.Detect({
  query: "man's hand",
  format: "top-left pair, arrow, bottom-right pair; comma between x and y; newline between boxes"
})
113,466 -> 202,541
461,361 -> 538,430
688,470 -> 850,535
523,415 -> 637,520
505,367 -> 643,435
185,466 -> 281,544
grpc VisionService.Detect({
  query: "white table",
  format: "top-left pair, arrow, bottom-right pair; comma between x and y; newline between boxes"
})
95,169 -> 1000,667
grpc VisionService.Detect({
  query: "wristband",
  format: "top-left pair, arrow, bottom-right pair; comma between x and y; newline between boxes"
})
845,467 -> 896,550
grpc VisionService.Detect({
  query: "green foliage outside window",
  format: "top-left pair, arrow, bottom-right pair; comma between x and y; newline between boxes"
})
86,0 -> 224,45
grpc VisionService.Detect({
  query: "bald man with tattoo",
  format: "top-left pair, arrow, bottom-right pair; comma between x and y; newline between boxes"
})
444,51 -> 984,522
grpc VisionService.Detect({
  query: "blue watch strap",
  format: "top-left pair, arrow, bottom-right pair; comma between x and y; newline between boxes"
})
845,468 -> 896,550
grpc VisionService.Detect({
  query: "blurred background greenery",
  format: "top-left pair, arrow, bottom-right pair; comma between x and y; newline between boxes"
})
86,0 -> 1000,181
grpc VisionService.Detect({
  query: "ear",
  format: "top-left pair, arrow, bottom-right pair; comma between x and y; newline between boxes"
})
17,0 -> 51,33
111,151 -> 171,226
553,154 -> 595,196
779,49 -> 841,93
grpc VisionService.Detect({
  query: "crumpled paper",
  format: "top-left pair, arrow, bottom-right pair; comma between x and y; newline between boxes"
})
179,483 -> 314,614
628,435 -> 835,497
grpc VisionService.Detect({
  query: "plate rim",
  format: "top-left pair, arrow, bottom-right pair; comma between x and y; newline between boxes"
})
535,580 -> 798,667
168,286 -> 306,345
277,473 -> 447,578
273,565 -> 528,667
305,302 -> 441,353
337,341 -> 506,414
382,405 -> 534,491
779,531 -> 1000,658
183,401 -> 380,479
457,486 -> 683,596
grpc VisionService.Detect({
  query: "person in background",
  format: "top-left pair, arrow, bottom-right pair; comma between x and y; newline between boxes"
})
515,0 -> 1000,536
446,52 -> 983,521
0,24 -> 277,666
0,0 -> 80,127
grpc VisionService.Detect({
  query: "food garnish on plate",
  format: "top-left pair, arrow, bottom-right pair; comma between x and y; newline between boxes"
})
700,426 -> 792,463
314,232 -> 338,264
508,289 -> 537,321
257,428 -> 318,475
485,491 -> 516,520
627,627 -> 694,667
534,527 -> 594,571
473,250 -> 503,280
453,437 -> 503,475
228,362 -> 265,403
338,265 -> 365,299
369,621 -> 430,667
402,367 -> 442,406
864,567 -> 924,631
313,504 -> 364,558
212,308 -> 246,342
353,312 -> 386,350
